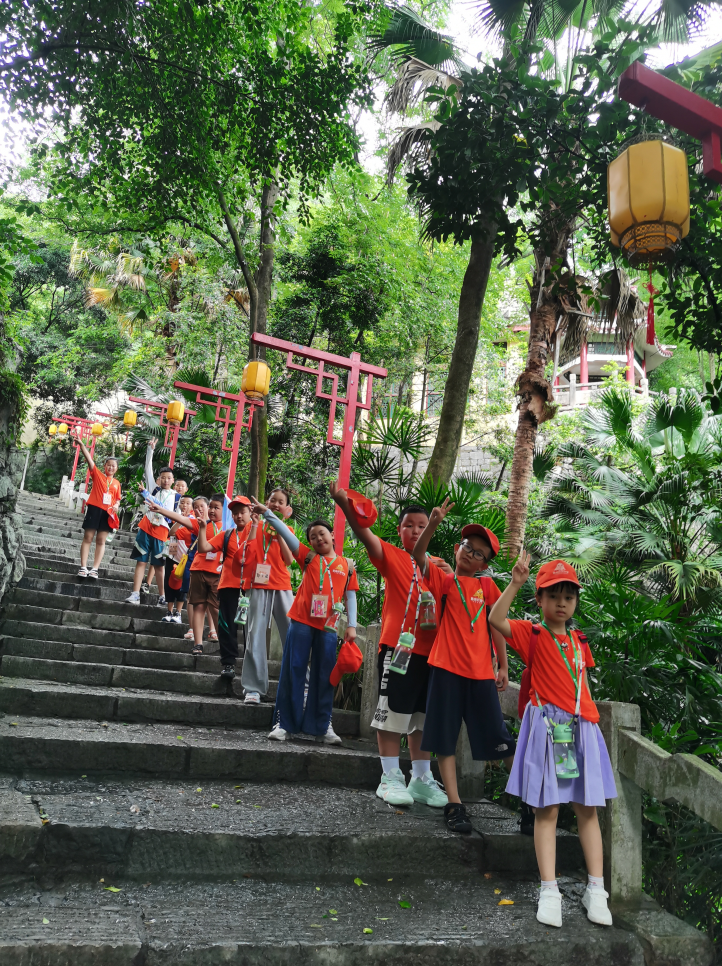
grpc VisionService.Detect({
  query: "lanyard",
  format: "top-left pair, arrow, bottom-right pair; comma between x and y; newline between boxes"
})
260,523 -> 274,563
237,522 -> 251,584
318,553 -> 338,605
454,576 -> 485,633
541,621 -> 584,717
400,557 -> 423,635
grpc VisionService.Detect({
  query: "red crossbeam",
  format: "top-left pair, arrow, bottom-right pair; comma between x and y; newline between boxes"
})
127,396 -> 197,468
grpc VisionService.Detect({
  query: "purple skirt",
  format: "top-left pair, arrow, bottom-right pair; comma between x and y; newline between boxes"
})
506,703 -> 617,808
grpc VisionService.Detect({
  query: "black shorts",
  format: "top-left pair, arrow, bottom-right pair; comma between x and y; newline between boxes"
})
164,559 -> 187,603
421,666 -> 516,761
377,644 -> 429,714
83,504 -> 112,533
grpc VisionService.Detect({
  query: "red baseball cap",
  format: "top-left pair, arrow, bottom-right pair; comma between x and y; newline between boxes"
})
228,495 -> 252,512
346,489 -> 378,529
330,639 -> 364,686
461,524 -> 500,559
536,559 -> 581,590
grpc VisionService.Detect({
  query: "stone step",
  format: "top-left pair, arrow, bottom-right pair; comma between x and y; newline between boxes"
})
23,549 -> 138,581
2,603 -> 189,639
0,654 -> 281,702
0,775 -> 565,879
0,716 -> 372,783
22,522 -> 136,548
6,587 -> 168,621
18,573 -> 159,604
0,877 -> 640,966
23,562 -> 139,594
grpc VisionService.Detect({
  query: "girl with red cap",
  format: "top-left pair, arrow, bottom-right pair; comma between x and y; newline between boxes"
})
489,552 -> 617,931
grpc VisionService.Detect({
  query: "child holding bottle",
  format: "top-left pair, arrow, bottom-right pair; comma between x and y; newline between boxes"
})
489,552 -> 617,930
249,496 -> 359,745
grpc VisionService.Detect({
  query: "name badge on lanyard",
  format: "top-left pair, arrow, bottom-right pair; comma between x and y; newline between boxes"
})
254,563 -> 272,585
103,491 -> 112,506
311,594 -> 328,618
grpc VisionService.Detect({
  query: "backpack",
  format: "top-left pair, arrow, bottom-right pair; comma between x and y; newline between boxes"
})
518,625 -> 593,718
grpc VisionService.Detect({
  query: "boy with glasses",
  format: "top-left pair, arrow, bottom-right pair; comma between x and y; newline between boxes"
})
412,499 -> 514,834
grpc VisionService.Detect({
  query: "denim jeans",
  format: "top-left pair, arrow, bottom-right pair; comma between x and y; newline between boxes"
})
273,619 -> 337,735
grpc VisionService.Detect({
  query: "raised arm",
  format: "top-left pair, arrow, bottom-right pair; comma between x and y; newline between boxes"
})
488,549 -> 530,639
330,480 -> 383,561
250,497 -> 301,556
76,437 -> 95,471
143,439 -> 157,491
144,494 -> 195,530
411,498 -> 455,573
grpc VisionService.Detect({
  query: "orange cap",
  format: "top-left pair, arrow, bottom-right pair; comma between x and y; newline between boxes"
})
535,559 -> 581,590
228,496 -> 251,512
329,639 -> 364,686
461,524 -> 500,558
346,489 -> 378,529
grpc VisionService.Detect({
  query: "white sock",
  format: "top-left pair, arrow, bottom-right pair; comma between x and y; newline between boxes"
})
540,879 -> 559,892
380,756 -> 399,775
411,760 -> 431,779
587,874 -> 605,891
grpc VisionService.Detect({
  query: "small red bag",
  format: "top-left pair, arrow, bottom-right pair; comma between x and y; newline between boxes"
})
330,639 -> 364,686
106,509 -> 120,531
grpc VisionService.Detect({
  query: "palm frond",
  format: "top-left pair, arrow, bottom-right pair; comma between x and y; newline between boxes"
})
368,4 -> 465,72
386,121 -> 440,184
386,57 -> 463,115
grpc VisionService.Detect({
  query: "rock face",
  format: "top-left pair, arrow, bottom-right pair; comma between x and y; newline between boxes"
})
0,399 -> 25,603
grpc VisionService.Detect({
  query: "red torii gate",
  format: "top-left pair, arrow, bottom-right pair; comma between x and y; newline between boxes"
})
251,333 -> 388,553
172,381 -> 264,498
618,60 -> 722,183
126,396 -> 197,469
53,415 -> 94,483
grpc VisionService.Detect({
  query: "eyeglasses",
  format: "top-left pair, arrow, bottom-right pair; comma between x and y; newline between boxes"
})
459,539 -> 491,562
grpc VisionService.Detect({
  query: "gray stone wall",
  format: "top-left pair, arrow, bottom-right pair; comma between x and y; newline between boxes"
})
0,418 -> 25,604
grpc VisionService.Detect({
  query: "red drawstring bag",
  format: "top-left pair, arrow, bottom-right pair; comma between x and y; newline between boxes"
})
106,509 -> 120,531
330,639 -> 364,686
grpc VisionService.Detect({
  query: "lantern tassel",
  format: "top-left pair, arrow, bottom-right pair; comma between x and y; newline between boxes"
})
646,266 -> 657,347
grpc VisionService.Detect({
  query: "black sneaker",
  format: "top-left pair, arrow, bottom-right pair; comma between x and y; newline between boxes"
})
220,664 -> 236,680
520,802 -> 535,836
444,802 -> 472,834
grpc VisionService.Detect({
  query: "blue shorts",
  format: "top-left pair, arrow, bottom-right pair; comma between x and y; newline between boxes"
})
421,666 -> 516,761
130,528 -> 166,566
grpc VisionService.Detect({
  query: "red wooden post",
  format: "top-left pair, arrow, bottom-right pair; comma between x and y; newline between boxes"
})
618,61 -> 722,183
126,397 -> 197,469
171,383 -> 264,497
251,334 -> 388,553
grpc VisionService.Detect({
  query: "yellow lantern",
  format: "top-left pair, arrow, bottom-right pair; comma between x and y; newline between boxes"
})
166,400 -> 185,425
49,424 -> 57,436
58,423 -> 68,435
123,409 -> 137,428
608,139 -> 690,265
91,422 -> 104,436
241,361 -> 271,400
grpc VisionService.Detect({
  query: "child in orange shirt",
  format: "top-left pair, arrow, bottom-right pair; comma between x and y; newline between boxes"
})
250,496 -> 358,744
412,498 -> 513,835
76,437 -> 121,579
489,552 -> 616,929
127,439 -> 175,604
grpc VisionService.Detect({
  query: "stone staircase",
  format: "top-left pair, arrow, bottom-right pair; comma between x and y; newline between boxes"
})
0,493 -> 646,964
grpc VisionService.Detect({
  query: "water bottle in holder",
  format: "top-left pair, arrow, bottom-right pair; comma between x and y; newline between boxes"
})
389,631 -> 415,675
234,595 -> 250,625
324,601 -> 345,634
419,591 -> 436,630
552,721 -> 579,779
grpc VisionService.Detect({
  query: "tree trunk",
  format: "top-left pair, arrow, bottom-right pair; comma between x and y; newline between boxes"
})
248,180 -> 280,498
425,232 -> 496,486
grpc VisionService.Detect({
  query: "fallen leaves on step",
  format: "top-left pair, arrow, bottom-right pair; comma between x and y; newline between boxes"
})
398,901 -> 411,909
498,899 -> 514,905
494,888 -> 501,894
42,918 -> 49,924
104,887 -> 121,893
130,805 -> 140,813
353,878 -> 368,886
211,803 -> 219,808
484,873 -> 492,879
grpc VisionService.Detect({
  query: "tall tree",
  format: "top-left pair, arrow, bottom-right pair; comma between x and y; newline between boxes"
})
1,0 -> 372,495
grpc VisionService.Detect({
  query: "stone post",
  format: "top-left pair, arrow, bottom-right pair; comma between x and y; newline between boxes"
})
596,701 -> 642,905
640,377 -> 649,399
569,372 -> 576,408
359,623 -> 381,738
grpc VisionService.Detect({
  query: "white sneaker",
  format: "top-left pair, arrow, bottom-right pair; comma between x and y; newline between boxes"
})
244,691 -> 261,705
161,613 -> 174,623
536,888 -> 562,928
125,591 -> 140,604
408,771 -> 448,807
376,767 -> 414,807
172,613 -> 183,624
581,887 -> 613,926
322,722 -> 342,745
268,724 -> 287,741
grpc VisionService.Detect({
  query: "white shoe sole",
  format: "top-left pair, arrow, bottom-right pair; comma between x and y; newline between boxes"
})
376,787 -> 414,807
582,893 -> 613,926
536,895 -> 562,928
268,732 -> 287,741
323,735 -> 342,745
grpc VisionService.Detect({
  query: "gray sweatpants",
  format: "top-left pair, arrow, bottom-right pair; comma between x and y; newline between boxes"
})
241,587 -> 294,697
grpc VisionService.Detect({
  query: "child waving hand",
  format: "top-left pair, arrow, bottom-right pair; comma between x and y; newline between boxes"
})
489,552 -> 617,930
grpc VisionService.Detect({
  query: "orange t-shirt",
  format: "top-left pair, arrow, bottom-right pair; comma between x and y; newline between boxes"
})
139,515 -> 169,541
371,541 -> 443,658
175,519 -> 224,574
288,544 -> 360,630
212,524 -> 257,591
424,566 -> 501,679
86,465 -> 121,511
505,620 -> 598,723
251,521 -> 293,591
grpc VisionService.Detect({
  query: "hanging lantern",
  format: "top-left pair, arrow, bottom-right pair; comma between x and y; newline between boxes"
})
91,422 -> 104,436
58,423 -> 68,435
166,400 -> 185,425
608,139 -> 690,265
49,424 -> 58,436
123,410 -> 137,428
241,361 -> 271,400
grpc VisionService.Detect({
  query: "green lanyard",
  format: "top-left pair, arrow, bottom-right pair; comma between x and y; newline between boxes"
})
318,553 -> 337,605
454,576 -> 485,633
541,620 -> 583,714
261,523 -> 273,562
